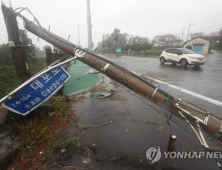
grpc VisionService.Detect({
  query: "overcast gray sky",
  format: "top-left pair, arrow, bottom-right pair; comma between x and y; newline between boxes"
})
0,0 -> 222,50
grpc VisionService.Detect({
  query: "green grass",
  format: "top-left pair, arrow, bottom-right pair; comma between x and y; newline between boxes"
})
28,57 -> 46,76
0,65 -> 20,98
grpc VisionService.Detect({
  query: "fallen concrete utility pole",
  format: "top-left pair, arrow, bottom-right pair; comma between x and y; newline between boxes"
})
3,6 -> 222,149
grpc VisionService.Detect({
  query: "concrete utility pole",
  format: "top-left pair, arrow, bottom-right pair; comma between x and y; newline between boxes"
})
45,46 -> 53,66
181,28 -> 184,40
187,23 -> 195,41
87,0 -> 92,51
1,4 -> 31,83
78,25 -> 86,46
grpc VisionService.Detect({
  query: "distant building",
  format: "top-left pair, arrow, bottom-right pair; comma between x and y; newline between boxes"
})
200,34 -> 221,44
153,34 -> 183,46
183,37 -> 210,55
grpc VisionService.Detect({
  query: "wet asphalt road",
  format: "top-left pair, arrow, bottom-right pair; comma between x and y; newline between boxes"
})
104,51 -> 222,117
73,51 -> 222,170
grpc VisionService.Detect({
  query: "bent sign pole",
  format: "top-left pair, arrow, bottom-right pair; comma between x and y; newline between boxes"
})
2,5 -> 222,145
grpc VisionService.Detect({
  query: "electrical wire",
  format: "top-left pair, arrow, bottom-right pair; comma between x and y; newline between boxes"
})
194,11 -> 222,25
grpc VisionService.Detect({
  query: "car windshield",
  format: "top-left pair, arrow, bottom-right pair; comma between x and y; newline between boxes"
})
179,48 -> 196,54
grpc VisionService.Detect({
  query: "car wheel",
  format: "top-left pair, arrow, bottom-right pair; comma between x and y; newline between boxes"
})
160,57 -> 165,65
180,59 -> 187,68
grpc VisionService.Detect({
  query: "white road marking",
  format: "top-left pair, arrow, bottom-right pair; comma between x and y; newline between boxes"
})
132,71 -> 222,108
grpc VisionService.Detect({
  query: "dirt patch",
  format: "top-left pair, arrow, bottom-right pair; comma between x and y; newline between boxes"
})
67,95 -> 86,104
0,106 -> 8,123
88,85 -> 106,93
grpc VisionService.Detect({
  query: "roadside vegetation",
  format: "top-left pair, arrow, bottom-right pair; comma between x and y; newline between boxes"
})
96,28 -> 183,57
212,33 -> 222,50
0,30 -> 80,169
96,28 -> 152,55
0,30 -> 46,98
0,50 -> 46,98
100,45 -> 181,57
7,96 -> 77,170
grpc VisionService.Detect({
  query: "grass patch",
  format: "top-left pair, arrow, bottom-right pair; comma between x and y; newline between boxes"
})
28,57 -> 46,76
8,96 -> 74,170
0,65 -> 20,98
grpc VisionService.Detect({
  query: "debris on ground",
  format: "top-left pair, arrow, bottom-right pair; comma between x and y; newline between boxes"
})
67,95 -> 86,104
95,91 -> 112,99
88,85 -> 106,94
82,159 -> 91,164
145,119 -> 160,127
87,68 -> 99,74
109,94 -> 126,101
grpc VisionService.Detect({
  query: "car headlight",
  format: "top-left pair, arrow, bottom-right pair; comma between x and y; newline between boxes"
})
188,56 -> 197,59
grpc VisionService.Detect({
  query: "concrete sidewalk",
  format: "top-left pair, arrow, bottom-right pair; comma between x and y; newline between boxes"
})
63,60 -> 100,96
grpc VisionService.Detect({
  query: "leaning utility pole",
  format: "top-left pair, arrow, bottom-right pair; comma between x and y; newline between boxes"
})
87,0 -> 92,51
1,5 -> 31,83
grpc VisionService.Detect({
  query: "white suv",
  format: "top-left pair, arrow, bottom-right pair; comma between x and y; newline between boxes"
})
159,48 -> 205,67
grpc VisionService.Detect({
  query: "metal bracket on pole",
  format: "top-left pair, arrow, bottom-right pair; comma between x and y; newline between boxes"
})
175,99 -> 208,125
74,48 -> 85,58
101,63 -> 110,73
150,86 -> 159,99
203,114 -> 210,125
196,121 -> 209,147
179,111 -> 222,152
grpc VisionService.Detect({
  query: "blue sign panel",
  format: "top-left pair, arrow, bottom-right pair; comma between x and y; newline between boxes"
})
3,66 -> 71,115
116,48 -> 121,53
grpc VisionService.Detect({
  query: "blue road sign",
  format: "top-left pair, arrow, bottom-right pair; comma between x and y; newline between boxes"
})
116,48 -> 121,53
3,66 -> 71,115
